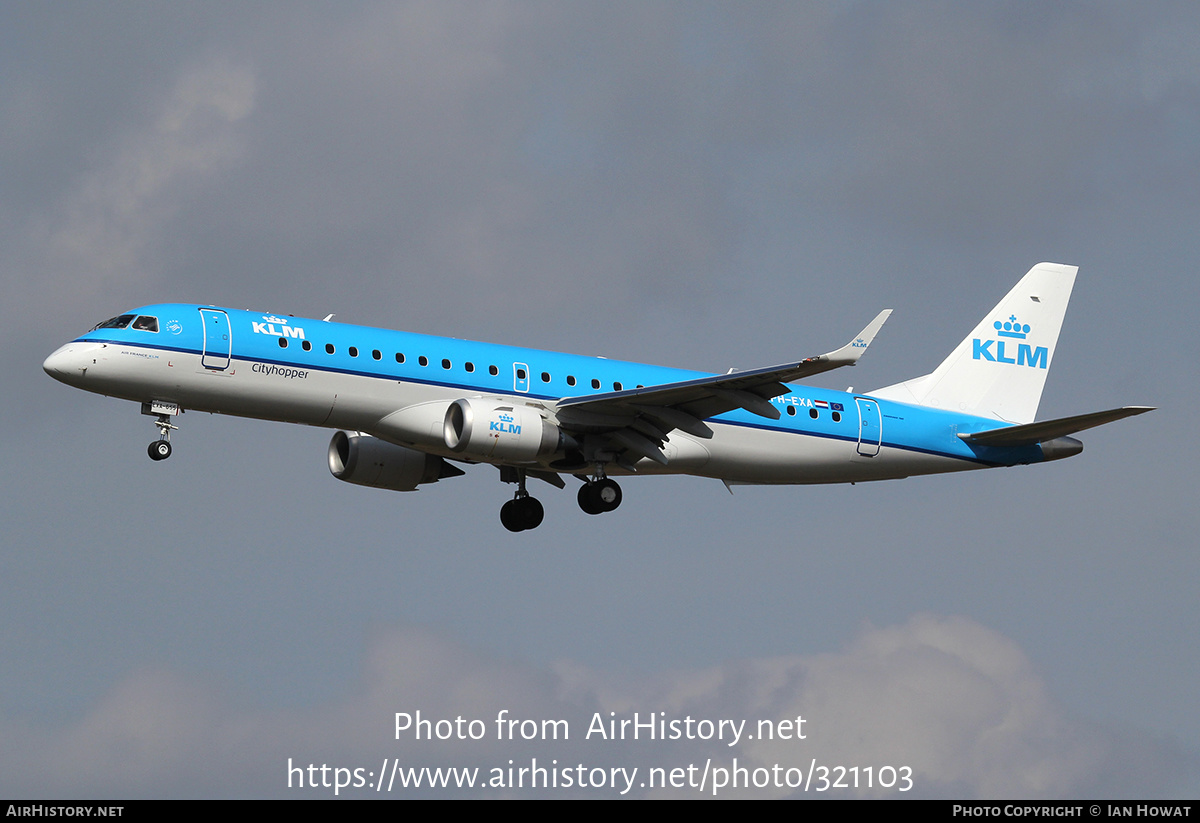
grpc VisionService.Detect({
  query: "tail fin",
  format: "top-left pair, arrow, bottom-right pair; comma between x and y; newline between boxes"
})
871,262 -> 1078,424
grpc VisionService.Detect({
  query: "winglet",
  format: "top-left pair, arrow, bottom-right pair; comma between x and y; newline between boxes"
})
822,309 -> 891,366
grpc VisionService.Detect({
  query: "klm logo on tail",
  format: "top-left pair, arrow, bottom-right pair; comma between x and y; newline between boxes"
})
973,315 -> 1047,369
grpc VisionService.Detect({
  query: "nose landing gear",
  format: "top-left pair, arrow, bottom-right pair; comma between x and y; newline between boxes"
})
142,401 -> 180,461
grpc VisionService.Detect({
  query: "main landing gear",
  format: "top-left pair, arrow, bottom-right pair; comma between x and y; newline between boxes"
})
496,466 -> 623,531
578,473 -> 622,515
500,469 -> 545,532
500,495 -> 544,532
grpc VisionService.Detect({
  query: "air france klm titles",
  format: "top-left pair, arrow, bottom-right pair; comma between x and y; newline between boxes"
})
586,712 -> 807,747
973,315 -> 1047,369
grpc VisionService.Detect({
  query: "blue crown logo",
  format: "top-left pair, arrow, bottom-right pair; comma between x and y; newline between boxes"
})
994,315 -> 1030,339
262,314 -> 289,325
498,413 -> 514,423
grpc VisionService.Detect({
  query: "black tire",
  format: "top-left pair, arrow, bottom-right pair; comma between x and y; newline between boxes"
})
518,496 -> 544,530
500,499 -> 523,532
148,440 -> 172,461
577,483 -> 604,515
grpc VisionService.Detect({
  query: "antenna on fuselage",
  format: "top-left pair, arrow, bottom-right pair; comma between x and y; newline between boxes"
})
323,314 -> 335,322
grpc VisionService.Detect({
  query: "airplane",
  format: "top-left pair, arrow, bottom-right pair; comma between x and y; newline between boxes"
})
43,262 -> 1151,531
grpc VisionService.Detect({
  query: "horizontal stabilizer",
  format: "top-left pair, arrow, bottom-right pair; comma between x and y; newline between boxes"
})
958,405 -> 1154,447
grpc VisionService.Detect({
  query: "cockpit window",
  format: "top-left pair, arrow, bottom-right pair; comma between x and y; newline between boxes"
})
90,314 -> 135,331
132,315 -> 159,332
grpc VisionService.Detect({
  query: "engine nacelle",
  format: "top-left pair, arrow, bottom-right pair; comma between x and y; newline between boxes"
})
328,431 -> 463,492
443,399 -> 570,463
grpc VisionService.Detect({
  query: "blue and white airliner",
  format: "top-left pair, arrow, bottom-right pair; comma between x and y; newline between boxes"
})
44,262 -> 1150,531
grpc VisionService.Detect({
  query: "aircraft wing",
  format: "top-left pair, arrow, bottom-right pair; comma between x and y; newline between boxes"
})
958,405 -> 1155,447
552,310 -> 890,466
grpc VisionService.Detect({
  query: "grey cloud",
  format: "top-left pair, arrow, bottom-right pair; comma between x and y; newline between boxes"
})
2,615 -> 1185,798
38,61 -> 255,303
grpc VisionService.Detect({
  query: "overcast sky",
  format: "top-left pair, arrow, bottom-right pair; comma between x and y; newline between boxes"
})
2,1 -> 1196,798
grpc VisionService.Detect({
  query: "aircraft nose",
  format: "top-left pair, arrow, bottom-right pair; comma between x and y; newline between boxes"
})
43,343 -> 90,383
43,345 -> 71,376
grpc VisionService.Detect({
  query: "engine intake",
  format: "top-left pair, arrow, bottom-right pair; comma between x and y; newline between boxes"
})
443,399 -> 571,463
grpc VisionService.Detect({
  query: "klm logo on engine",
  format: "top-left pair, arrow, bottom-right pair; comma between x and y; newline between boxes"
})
973,315 -> 1047,369
252,314 -> 305,339
490,412 -> 521,435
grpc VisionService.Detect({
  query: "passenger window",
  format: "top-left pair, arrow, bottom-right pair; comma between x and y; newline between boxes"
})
541,372 -> 551,383
325,343 -> 335,354
516,368 -> 527,380
567,375 -> 576,387
809,408 -> 818,419
419,356 -> 428,366
395,353 -> 405,363
591,379 -> 600,389
613,382 -> 622,391
489,365 -> 498,376
442,359 -> 452,369
132,316 -> 159,332
832,411 -> 842,423
302,340 -> 312,351
372,350 -> 381,360
786,405 -> 796,416
465,362 -> 475,373
349,347 -> 358,357
278,337 -> 288,348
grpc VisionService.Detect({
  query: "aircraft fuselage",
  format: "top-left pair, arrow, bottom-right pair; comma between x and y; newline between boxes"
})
43,303 -> 1043,490
48,264 -> 1149,531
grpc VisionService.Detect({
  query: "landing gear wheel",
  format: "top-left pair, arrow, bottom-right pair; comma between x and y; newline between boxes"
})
148,440 -> 172,461
501,496 -> 544,532
518,496 -> 544,530
595,478 -> 621,512
578,482 -> 603,515
578,479 -> 621,514
500,499 -> 522,532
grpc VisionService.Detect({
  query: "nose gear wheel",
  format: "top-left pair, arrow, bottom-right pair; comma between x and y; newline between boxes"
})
147,413 -> 177,461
